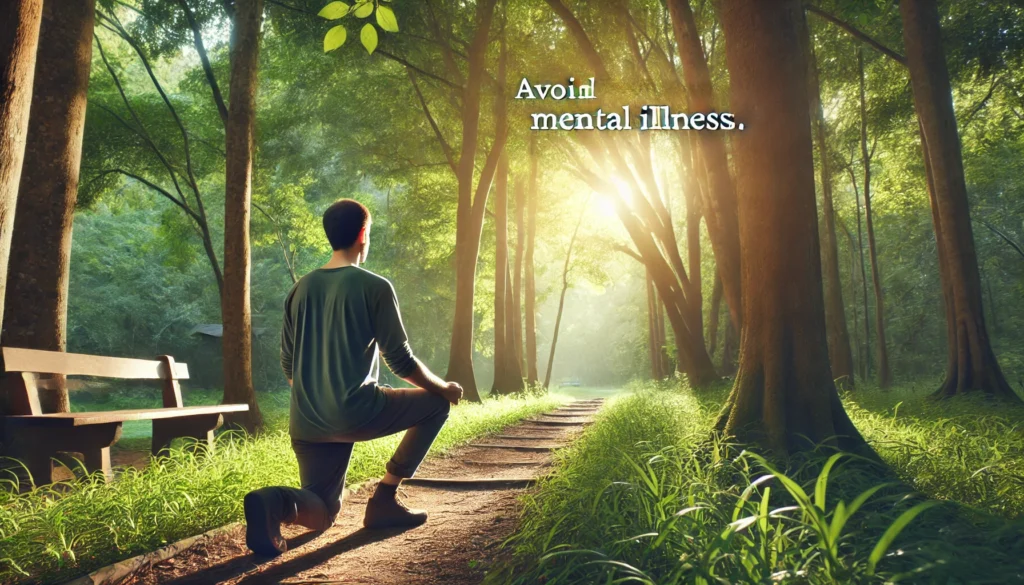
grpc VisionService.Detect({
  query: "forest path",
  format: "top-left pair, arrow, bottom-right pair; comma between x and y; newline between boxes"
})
124,399 -> 605,585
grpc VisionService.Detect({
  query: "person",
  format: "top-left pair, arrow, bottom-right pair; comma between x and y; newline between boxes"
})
243,198 -> 463,556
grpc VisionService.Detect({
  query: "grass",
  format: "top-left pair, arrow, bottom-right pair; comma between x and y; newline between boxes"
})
487,382 -> 1024,585
0,390 -> 564,585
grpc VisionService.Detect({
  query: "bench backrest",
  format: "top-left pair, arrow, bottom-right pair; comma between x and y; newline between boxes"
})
1,347 -> 190,416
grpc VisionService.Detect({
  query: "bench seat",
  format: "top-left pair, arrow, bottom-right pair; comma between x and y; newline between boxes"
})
3,404 -> 249,427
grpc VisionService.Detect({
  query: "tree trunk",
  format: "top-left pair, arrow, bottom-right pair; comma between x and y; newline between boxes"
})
848,166 -> 872,378
0,0 -> 42,336
524,135 -> 540,386
901,0 -> 1017,400
716,0 -> 867,453
543,207 -> 585,389
708,272 -> 723,358
512,177 -> 525,372
838,216 -> 867,380
2,0 -> 95,413
491,149 -> 522,395
665,0 -> 743,333
221,0 -> 264,432
444,0 -> 502,402
859,49 -> 892,388
646,269 -> 663,379
803,13 -> 854,387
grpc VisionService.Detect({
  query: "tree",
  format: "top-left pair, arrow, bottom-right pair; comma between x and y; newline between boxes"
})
3,0 -> 96,414
0,0 -> 42,333
858,48 -> 893,388
524,134 -> 540,386
222,0 -> 265,432
900,0 -> 1019,400
716,0 -> 867,453
543,205 -> 586,389
801,12 -> 855,387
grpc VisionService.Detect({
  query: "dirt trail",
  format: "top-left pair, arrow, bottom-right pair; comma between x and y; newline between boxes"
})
124,399 -> 604,585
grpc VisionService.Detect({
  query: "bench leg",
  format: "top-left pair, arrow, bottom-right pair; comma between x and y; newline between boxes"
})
152,414 -> 224,457
4,428 -> 56,489
74,424 -> 122,483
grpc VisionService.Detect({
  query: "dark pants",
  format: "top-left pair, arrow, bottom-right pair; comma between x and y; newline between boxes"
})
267,388 -> 451,531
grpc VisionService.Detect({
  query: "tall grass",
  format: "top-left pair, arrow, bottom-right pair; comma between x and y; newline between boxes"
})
488,385 -> 1024,585
0,392 -> 563,585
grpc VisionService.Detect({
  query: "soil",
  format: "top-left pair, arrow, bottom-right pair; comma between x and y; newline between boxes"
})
119,400 -> 604,585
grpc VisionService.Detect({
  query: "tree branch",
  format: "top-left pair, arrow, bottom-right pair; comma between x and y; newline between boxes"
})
179,0 -> 229,125
380,49 -> 461,90
407,69 -> 457,173
805,4 -> 907,66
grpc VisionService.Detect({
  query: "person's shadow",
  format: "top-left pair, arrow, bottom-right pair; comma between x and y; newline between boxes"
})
163,526 -> 410,585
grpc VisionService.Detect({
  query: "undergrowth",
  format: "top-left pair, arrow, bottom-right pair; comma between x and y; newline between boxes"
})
487,384 -> 1024,585
0,392 -> 563,585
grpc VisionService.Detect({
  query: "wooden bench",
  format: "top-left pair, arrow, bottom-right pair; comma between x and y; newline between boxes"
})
0,347 -> 248,486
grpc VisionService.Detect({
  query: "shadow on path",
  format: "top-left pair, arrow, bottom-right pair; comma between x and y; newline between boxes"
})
162,526 -> 409,585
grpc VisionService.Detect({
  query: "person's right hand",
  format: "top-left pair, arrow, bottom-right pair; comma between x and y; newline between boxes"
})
439,381 -> 463,405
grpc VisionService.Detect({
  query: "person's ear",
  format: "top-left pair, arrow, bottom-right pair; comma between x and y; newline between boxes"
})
358,226 -> 368,245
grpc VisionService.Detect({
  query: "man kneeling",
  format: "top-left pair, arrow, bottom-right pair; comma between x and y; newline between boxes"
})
244,199 -> 463,556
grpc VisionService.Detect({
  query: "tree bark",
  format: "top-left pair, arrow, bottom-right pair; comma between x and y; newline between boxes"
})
859,49 -> 892,388
708,271 -> 723,358
2,0 -> 95,413
901,0 -> 1018,400
543,206 -> 585,389
3,0 -> 94,411
716,0 -> 867,453
0,0 -> 42,336
802,12 -> 854,387
524,135 -> 540,386
222,0 -> 265,432
444,0 -> 503,402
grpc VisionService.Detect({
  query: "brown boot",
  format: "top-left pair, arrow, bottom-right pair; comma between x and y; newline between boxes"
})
244,488 -> 289,556
363,493 -> 428,529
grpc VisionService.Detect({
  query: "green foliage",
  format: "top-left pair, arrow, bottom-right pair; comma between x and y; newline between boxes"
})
0,393 -> 563,584
488,385 -> 1024,585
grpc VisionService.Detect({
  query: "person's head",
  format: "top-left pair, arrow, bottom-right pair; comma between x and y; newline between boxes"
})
323,199 -> 372,262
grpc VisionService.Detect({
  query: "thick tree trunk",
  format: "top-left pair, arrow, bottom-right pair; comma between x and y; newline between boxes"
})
0,0 -> 42,336
802,14 -> 854,387
716,0 -> 867,453
524,135 -> 540,386
543,208 -> 584,389
221,0 -> 264,432
3,0 -> 95,414
901,0 -> 1017,400
665,0 -> 742,333
859,49 -> 892,388
444,0 -> 502,402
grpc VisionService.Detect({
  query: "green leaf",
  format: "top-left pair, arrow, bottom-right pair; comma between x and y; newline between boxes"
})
323,25 -> 347,52
375,5 -> 399,32
317,1 -> 349,19
360,23 -> 378,54
867,501 -> 939,575
353,1 -> 373,18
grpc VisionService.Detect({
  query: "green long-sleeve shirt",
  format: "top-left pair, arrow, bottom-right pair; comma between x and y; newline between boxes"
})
281,266 -> 417,441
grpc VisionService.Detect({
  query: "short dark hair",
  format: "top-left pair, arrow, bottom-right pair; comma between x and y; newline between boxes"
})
322,199 -> 371,250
